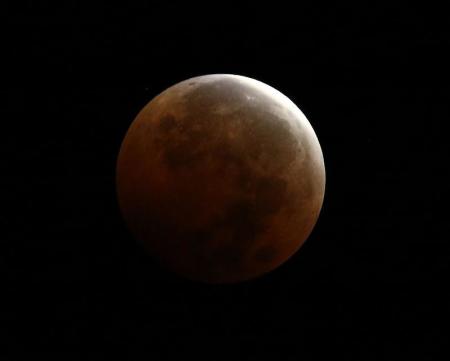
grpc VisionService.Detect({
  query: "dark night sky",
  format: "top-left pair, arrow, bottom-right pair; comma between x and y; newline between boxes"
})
3,3 -> 449,360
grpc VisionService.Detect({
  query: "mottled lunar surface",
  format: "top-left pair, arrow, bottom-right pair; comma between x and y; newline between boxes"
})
116,74 -> 325,283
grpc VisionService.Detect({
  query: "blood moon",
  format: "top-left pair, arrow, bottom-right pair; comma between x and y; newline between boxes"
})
116,74 -> 325,283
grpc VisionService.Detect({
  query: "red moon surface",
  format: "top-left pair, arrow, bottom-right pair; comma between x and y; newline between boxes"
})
116,74 -> 325,283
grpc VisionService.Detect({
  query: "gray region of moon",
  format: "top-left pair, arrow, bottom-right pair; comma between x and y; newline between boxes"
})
117,74 -> 325,283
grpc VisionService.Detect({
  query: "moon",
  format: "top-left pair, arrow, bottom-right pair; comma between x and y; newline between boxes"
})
116,74 -> 325,283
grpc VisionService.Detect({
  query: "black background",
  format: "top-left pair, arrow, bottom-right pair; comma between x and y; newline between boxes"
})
3,2 -> 449,360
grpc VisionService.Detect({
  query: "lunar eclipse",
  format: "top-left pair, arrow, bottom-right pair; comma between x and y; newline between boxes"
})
116,74 -> 325,283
